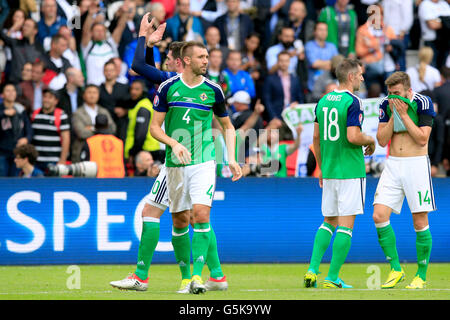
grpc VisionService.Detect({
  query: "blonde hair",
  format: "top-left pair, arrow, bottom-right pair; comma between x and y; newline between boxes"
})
418,47 -> 434,83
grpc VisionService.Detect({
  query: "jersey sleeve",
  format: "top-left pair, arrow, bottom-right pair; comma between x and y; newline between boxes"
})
378,98 -> 390,123
347,96 -> 363,127
153,82 -> 170,113
416,94 -> 436,117
416,94 -> 435,127
212,84 -> 228,117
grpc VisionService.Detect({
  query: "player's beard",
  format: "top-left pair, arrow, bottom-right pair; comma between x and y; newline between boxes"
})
191,61 -> 208,76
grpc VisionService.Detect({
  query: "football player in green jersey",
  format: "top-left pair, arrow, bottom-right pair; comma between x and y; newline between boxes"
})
373,72 -> 436,289
304,58 -> 375,289
150,41 -> 242,294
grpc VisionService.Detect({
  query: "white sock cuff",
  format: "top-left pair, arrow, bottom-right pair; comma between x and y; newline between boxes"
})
319,224 -> 334,235
172,227 -> 189,237
142,217 -> 160,223
415,225 -> 429,233
375,220 -> 390,229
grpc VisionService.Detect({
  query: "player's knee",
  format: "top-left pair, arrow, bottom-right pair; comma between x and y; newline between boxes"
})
142,203 -> 163,219
172,210 -> 190,228
372,210 -> 386,224
193,206 -> 210,224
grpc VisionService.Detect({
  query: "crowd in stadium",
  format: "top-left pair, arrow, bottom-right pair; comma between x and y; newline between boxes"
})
0,0 -> 449,178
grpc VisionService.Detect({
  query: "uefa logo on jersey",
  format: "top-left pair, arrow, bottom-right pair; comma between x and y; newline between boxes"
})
153,95 -> 159,107
379,108 -> 385,120
359,113 -> 363,125
200,93 -> 207,101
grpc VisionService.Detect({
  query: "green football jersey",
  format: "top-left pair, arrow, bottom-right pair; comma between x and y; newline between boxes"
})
153,74 -> 228,167
315,89 -> 365,179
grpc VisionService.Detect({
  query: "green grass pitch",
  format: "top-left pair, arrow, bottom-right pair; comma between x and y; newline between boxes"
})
1,263 -> 449,300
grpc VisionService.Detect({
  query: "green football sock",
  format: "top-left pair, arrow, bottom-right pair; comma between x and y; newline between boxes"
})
134,218 -> 160,280
415,226 -> 432,281
206,226 -> 224,279
308,222 -> 335,274
192,222 -> 211,277
172,226 -> 192,280
327,226 -> 352,282
376,221 -> 402,272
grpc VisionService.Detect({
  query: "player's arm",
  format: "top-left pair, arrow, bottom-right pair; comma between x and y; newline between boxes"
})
131,15 -> 168,83
150,110 -> 192,165
150,85 -> 191,165
216,115 -> 242,181
376,99 -> 394,147
393,98 -> 433,147
346,98 -> 375,155
312,121 -> 323,187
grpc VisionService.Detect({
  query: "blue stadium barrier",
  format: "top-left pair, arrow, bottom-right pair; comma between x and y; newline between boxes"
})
0,177 -> 449,265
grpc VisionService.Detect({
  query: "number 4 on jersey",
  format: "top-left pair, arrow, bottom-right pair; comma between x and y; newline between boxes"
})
183,109 -> 191,124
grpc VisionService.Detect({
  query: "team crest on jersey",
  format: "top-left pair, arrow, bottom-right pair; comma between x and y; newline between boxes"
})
379,108 -> 385,120
200,92 -> 208,101
153,95 -> 159,107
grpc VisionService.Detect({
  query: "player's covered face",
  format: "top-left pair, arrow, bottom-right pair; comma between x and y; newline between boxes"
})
189,47 -> 209,75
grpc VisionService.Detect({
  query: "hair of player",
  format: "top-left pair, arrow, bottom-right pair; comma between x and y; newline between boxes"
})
169,41 -> 185,60
180,41 -> 207,66
335,58 -> 362,84
385,71 -> 411,90
14,144 -> 39,165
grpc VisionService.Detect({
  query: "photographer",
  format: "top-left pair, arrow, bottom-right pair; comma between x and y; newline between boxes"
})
79,114 -> 125,178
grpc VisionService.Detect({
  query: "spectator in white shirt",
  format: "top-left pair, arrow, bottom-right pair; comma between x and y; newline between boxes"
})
418,0 -> 450,67
81,1 -> 128,86
407,46 -> 442,93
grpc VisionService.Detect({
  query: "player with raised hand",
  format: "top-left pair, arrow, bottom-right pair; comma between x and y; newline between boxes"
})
110,14 -> 230,294
373,72 -> 436,289
150,40 -> 242,294
304,58 -> 375,289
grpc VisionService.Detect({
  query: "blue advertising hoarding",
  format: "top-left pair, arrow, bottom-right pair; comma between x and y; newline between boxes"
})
0,177 -> 449,265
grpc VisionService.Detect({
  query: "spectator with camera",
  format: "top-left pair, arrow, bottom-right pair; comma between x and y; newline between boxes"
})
71,84 -> 116,163
30,88 -> 70,173
13,144 -> 44,178
79,113 -> 125,178
133,150 -> 154,177
0,83 -> 33,176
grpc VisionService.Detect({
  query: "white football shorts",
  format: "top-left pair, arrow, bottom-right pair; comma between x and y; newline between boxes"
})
322,178 -> 366,217
144,164 -> 169,210
373,155 -> 436,214
166,160 -> 216,213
